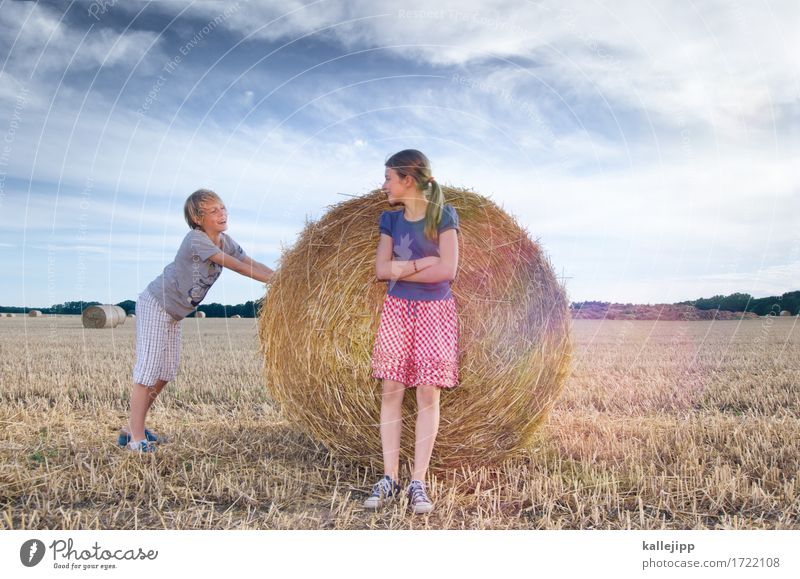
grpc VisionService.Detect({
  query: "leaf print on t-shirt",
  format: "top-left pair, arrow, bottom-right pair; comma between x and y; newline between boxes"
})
390,233 -> 414,292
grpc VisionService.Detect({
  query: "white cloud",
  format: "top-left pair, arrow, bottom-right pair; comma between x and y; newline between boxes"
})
650,260 -> 800,302
2,0 -> 798,305
0,3 -> 163,76
160,0 -> 799,139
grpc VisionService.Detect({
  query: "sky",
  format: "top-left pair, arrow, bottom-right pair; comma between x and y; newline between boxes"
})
0,0 -> 798,308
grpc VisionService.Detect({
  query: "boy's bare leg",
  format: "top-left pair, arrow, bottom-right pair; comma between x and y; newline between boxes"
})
127,380 -> 167,442
412,385 -> 441,482
380,379 -> 406,481
146,379 -> 168,412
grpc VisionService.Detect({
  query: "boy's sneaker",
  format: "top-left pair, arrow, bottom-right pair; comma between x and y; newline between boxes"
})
407,480 -> 433,514
118,428 -> 164,447
363,475 -> 402,510
127,440 -> 156,453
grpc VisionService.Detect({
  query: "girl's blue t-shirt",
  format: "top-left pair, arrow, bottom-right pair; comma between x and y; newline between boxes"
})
378,204 -> 459,301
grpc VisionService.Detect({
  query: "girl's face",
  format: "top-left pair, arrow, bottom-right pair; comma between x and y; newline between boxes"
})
382,167 -> 418,206
198,200 -> 228,235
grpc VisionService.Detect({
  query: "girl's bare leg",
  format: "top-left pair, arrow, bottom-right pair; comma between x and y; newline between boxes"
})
412,385 -> 441,482
380,379 -> 406,480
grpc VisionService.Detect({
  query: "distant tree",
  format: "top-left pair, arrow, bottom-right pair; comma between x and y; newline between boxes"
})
116,300 -> 136,315
194,300 -> 262,317
688,293 -> 752,312
570,301 -> 610,310
747,296 -> 781,316
51,301 -> 100,315
779,291 -> 800,315
3,297 -> 266,317
195,302 -> 225,317
678,291 -> 800,316
719,292 -> 752,312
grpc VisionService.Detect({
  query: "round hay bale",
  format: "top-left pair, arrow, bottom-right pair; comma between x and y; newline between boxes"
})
195,311 -> 207,318
6,313 -> 16,317
259,188 -> 572,469
114,305 -> 126,324
81,305 -> 122,328
127,314 -> 136,319
779,310 -> 791,317
231,314 -> 242,319
28,310 -> 43,317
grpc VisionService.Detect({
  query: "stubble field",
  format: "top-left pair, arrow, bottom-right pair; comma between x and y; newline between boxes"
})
0,315 -> 798,529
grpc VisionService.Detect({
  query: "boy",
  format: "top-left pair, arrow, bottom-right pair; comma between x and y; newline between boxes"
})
120,189 -> 273,451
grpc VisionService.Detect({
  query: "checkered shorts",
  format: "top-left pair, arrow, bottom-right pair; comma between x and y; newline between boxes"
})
132,290 -> 182,387
371,295 -> 459,389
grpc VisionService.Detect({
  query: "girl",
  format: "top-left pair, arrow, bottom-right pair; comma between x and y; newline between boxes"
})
120,189 -> 273,452
366,149 -> 459,514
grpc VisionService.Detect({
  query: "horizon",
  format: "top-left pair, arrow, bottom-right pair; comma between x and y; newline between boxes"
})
2,1 -> 797,306
3,289 -> 798,311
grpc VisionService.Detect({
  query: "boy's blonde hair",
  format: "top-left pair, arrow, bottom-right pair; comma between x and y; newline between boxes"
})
184,188 -> 223,229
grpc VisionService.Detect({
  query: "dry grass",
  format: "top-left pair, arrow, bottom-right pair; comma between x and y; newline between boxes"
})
260,188 -> 571,468
0,316 -> 798,529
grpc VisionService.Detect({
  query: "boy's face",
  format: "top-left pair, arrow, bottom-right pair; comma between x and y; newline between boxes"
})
198,200 -> 228,235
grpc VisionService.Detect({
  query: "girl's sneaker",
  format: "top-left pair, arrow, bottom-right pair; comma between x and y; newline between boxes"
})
363,475 -> 402,509
127,440 -> 156,453
117,428 -> 164,447
407,480 -> 433,514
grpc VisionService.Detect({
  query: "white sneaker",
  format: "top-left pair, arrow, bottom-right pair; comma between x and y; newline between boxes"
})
407,480 -> 433,514
363,475 -> 402,509
127,439 -> 156,453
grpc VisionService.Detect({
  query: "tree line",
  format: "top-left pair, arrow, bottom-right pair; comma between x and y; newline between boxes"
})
569,291 -> 799,316
0,299 -> 263,318
4,291 -> 797,318
677,291 -> 799,316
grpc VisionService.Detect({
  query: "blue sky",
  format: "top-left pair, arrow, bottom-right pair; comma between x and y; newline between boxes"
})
1,0 -> 798,307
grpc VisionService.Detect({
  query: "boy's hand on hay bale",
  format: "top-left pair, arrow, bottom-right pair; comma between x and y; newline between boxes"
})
210,252 -> 273,283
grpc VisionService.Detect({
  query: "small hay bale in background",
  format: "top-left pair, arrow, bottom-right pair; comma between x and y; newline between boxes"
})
780,310 -> 791,317
81,305 -> 123,328
114,305 -> 126,324
195,311 -> 207,318
6,313 -> 16,317
231,314 -> 242,319
127,314 -> 136,319
259,188 -> 572,469
28,310 -> 43,317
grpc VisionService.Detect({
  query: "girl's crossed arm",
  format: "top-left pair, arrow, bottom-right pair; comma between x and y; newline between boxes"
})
375,234 -> 437,281
399,229 -> 458,283
374,229 -> 458,283
209,252 -> 274,283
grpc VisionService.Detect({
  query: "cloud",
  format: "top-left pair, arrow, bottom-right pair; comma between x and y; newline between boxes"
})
2,0 -> 798,305
152,0 -> 799,140
0,2 -> 162,77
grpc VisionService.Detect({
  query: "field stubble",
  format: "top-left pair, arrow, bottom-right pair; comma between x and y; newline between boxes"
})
0,315 -> 797,529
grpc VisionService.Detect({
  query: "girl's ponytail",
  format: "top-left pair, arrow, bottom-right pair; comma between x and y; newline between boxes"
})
385,149 -> 444,241
424,178 -> 444,242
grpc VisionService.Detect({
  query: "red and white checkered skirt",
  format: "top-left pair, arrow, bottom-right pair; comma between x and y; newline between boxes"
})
371,295 -> 459,389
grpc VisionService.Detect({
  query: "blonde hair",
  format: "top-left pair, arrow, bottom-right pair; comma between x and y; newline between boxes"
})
184,188 -> 223,230
385,149 -> 443,241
